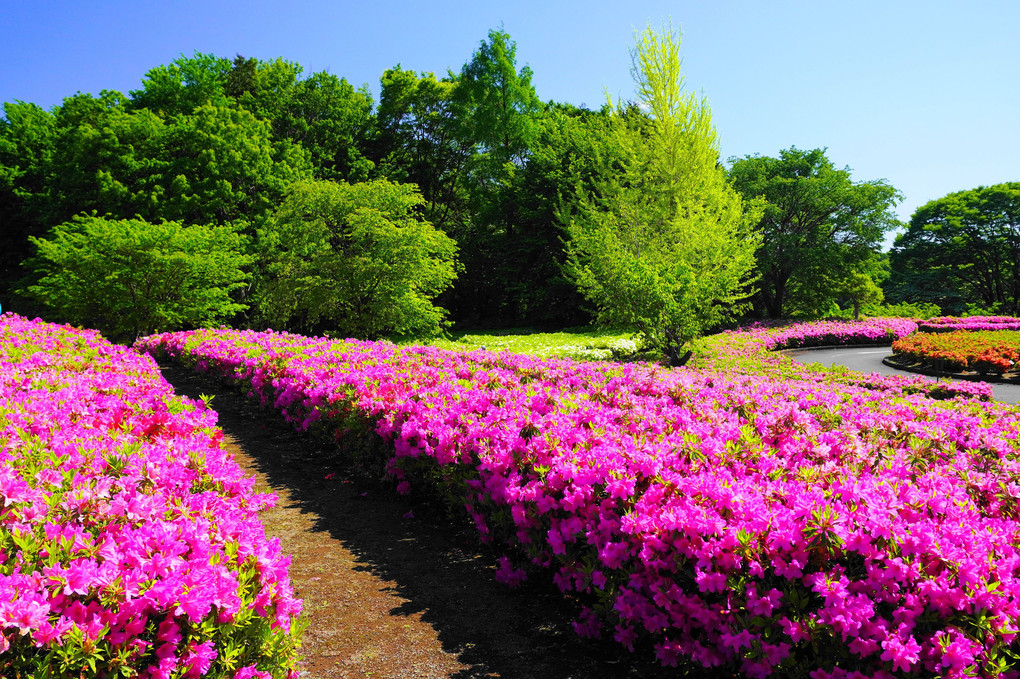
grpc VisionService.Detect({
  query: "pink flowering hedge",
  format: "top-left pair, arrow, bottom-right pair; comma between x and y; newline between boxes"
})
691,318 -> 993,401
0,315 -> 301,678
138,323 -> 1020,679
919,316 -> 1020,333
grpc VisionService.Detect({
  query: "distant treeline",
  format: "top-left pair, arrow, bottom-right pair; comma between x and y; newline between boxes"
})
2,29 -> 1017,341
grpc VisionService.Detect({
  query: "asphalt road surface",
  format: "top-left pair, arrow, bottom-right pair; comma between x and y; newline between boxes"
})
784,346 -> 1020,405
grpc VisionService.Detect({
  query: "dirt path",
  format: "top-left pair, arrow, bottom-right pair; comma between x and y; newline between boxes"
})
158,364 -> 684,679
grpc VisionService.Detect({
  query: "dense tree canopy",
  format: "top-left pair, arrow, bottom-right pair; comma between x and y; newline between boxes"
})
24,216 -> 250,341
442,29 -> 547,323
0,100 -> 56,293
727,147 -> 901,318
887,182 -> 1020,314
255,179 -> 458,339
0,29 -> 946,348
495,103 -> 625,325
374,66 -> 469,236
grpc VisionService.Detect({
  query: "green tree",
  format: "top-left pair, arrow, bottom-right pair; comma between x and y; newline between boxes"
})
0,101 -> 56,296
832,271 -> 884,320
44,92 -> 168,225
42,95 -> 310,229
157,103 -> 311,226
373,66 -> 469,232
451,29 -> 546,323
223,55 -> 301,122
129,52 -> 233,116
887,182 -> 1020,314
727,147 -> 901,318
454,28 -> 542,173
23,216 -> 250,341
225,56 -> 375,182
282,71 -> 374,182
496,103 -> 625,326
372,30 -> 547,325
255,179 -> 458,339
563,25 -> 761,364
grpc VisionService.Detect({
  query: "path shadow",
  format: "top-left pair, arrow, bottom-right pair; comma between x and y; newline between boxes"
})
159,364 -> 691,679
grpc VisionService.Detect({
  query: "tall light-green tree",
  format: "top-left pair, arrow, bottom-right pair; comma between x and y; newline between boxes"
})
563,25 -> 761,364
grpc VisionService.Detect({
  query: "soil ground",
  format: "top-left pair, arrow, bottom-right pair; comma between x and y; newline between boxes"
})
158,363 -> 694,679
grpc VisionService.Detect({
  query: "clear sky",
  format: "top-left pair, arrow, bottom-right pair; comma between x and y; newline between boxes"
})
3,0 -> 1017,245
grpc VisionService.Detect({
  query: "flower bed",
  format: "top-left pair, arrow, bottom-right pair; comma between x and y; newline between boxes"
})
691,318 -> 993,401
892,330 -> 1020,375
0,315 -> 301,678
139,325 -> 1020,678
919,316 -> 1020,333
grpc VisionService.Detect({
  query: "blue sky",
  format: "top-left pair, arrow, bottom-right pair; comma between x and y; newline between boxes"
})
3,1 -> 1017,244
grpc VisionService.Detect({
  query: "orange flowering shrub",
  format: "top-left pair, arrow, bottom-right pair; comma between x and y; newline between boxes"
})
892,330 -> 1020,375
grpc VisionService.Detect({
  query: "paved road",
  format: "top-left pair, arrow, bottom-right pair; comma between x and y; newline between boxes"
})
784,346 -> 1020,405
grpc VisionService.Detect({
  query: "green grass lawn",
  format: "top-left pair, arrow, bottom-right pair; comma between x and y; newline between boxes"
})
407,327 -> 651,362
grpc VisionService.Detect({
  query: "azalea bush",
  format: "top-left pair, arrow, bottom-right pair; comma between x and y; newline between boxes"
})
893,330 -> 1020,375
919,316 -> 1020,333
138,320 -> 1020,678
0,314 -> 302,678
691,317 -> 992,401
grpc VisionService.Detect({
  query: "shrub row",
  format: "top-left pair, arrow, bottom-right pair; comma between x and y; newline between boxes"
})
138,324 -> 1020,678
893,331 -> 1020,375
0,315 -> 301,678
692,318 -> 992,401
919,317 -> 1020,333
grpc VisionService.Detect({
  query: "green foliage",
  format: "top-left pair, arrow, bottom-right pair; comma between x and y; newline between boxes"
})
828,300 -> 941,320
374,66 -> 468,229
448,30 -> 547,323
791,254 -> 890,320
371,31 -> 552,326
886,182 -> 1020,315
9,88 -> 312,239
728,147 -> 901,319
0,31 -> 626,330
964,302 -> 1011,317
158,102 -> 311,225
24,215 -> 251,341
256,179 -> 458,339
490,104 -> 624,325
5,29 -> 940,336
0,100 -> 56,294
563,24 -> 761,364
129,52 -> 233,116
37,91 -> 161,226
226,56 -> 376,183
454,29 -> 542,173
0,101 -> 55,202
831,271 -> 884,320
223,55 -> 303,121
283,71 -> 375,182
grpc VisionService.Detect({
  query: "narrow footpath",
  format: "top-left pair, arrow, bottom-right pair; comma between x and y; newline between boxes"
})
158,364 -> 685,679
